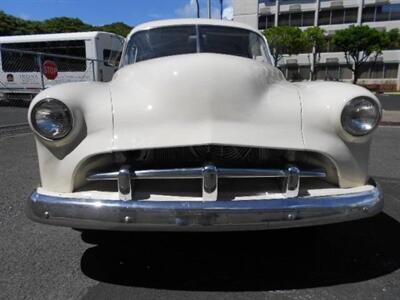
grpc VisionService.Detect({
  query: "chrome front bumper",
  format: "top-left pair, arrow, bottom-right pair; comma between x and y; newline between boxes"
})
26,180 -> 383,231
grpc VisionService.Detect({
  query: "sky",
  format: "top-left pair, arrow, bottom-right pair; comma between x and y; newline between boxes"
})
0,0 -> 234,26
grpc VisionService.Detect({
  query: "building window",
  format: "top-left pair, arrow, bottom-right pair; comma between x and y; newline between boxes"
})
258,15 -> 267,30
362,6 -> 375,22
316,66 -> 327,80
279,65 -> 287,77
376,5 -> 390,22
384,64 -> 399,78
331,9 -> 345,24
281,64 -> 310,81
359,64 -> 370,79
290,12 -> 302,27
357,63 -> 399,79
319,8 -> 358,25
371,63 -> 384,79
299,65 -> 310,80
303,11 -> 315,26
318,10 -> 330,25
278,11 -> 315,27
325,64 -> 339,80
344,8 -> 358,23
287,65 -> 299,81
391,4 -> 400,20
341,65 -> 353,79
363,4 -> 400,22
267,15 -> 275,27
279,13 -> 290,26
1,40 -> 87,73
316,64 -> 354,81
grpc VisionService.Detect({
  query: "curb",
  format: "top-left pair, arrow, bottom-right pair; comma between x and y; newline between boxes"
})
0,123 -> 31,138
0,122 -> 29,130
380,110 -> 400,127
380,122 -> 400,127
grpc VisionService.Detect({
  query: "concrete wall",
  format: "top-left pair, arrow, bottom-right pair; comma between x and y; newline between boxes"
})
233,0 -> 259,28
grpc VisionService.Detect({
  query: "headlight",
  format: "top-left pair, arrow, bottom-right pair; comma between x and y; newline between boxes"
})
341,97 -> 381,136
31,99 -> 73,140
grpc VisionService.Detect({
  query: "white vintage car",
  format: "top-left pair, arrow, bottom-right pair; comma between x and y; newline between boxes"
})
26,19 -> 383,231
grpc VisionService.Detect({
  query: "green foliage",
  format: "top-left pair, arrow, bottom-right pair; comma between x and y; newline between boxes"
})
333,25 -> 389,83
0,11 -> 31,35
265,26 -> 306,66
41,17 -> 93,33
303,26 -> 327,80
303,26 -> 326,53
386,28 -> 400,49
0,10 -> 132,37
96,22 -> 132,37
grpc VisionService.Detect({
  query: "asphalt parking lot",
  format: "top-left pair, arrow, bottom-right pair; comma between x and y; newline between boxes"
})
0,106 -> 29,126
0,126 -> 399,300
379,94 -> 400,111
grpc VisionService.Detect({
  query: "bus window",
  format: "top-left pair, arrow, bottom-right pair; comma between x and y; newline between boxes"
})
1,40 -> 87,72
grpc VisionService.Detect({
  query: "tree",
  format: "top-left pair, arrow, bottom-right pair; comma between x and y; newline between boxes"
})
97,22 -> 132,37
0,11 -> 22,35
332,25 -> 390,84
386,28 -> 400,49
41,17 -> 93,33
303,26 -> 327,81
264,26 -> 306,67
0,11 -> 132,37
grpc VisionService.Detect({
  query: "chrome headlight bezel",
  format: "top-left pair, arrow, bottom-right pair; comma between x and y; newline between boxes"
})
31,98 -> 73,141
341,96 -> 381,137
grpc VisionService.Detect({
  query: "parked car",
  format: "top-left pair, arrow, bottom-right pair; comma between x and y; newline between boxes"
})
26,19 -> 383,231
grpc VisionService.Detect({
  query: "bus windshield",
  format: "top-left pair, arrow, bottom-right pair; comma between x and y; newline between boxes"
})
123,25 -> 271,65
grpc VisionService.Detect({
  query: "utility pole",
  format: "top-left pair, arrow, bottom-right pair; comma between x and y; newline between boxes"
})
220,0 -> 223,19
196,0 -> 200,18
208,0 -> 212,19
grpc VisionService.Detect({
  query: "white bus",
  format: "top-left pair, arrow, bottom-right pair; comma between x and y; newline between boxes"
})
0,31 -> 124,103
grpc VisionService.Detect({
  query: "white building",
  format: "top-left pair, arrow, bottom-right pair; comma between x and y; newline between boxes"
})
234,0 -> 400,91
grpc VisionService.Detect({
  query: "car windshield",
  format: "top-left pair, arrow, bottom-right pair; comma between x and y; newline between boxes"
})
123,25 -> 271,65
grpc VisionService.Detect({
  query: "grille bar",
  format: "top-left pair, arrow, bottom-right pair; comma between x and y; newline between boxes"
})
87,165 -> 326,201
87,167 -> 325,181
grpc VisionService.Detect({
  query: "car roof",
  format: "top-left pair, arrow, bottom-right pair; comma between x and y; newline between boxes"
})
127,18 -> 260,39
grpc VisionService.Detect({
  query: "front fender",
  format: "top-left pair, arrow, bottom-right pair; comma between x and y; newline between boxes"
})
28,82 -> 114,192
295,81 -> 381,188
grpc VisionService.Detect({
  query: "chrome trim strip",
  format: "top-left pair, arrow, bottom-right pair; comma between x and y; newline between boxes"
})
26,180 -> 383,232
87,167 -> 326,181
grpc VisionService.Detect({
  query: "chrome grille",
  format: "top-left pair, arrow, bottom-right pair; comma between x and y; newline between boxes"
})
87,164 -> 326,201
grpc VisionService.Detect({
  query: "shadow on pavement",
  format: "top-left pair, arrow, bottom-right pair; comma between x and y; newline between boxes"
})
80,213 -> 400,291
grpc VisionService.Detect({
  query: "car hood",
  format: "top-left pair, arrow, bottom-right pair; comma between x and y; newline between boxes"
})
109,53 -> 304,151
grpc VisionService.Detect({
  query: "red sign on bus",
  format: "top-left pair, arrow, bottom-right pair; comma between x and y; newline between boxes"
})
43,60 -> 58,80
